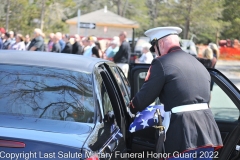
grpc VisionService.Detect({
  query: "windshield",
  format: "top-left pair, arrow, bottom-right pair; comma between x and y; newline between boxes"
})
0,64 -> 94,123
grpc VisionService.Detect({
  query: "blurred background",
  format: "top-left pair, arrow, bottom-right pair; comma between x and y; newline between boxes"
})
0,0 -> 240,60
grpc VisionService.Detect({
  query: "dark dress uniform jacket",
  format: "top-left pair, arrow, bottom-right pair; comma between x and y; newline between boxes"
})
132,46 -> 223,154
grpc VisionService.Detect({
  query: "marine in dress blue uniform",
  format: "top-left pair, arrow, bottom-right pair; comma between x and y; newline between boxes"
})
130,27 -> 223,160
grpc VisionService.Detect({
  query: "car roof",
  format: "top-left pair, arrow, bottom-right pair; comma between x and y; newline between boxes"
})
0,50 -> 109,73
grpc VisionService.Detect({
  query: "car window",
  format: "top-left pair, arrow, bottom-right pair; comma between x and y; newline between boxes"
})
101,81 -> 114,117
101,81 -> 117,131
0,64 -> 94,123
136,71 -> 161,106
116,67 -> 130,96
210,82 -> 239,122
110,66 -> 130,107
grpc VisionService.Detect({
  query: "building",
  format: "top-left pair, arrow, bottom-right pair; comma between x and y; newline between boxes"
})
65,7 -> 139,38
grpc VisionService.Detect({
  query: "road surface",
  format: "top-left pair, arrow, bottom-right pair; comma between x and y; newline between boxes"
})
215,60 -> 240,89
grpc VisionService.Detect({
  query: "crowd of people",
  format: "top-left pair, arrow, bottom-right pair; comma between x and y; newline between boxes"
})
0,28 -> 99,56
0,28 -> 154,77
0,27 -> 219,78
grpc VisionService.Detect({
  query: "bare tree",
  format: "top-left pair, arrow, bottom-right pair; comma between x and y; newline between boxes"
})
40,0 -> 46,30
122,0 -> 129,17
5,0 -> 10,31
183,0 -> 193,39
146,0 -> 161,27
117,0 -> 121,15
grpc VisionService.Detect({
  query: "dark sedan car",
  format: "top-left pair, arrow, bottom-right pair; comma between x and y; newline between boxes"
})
0,51 -> 240,160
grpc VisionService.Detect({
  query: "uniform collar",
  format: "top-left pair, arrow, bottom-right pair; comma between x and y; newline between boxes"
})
167,46 -> 182,54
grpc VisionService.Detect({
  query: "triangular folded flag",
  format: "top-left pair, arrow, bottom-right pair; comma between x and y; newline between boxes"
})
129,105 -> 165,133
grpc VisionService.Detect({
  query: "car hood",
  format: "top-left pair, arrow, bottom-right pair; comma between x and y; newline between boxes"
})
0,115 -> 94,148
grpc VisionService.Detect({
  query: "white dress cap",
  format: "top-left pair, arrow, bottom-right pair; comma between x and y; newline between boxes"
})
144,27 -> 182,41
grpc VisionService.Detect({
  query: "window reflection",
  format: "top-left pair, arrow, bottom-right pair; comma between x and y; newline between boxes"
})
110,67 -> 130,107
116,67 -> 130,96
210,83 -> 239,122
0,65 -> 94,123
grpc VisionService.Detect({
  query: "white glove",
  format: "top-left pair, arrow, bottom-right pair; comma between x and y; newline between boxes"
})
127,107 -> 135,118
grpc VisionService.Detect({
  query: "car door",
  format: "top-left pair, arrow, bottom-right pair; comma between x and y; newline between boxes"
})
102,63 -> 132,149
129,64 -> 240,158
128,63 -> 157,153
208,69 -> 240,142
83,66 -> 128,160
207,69 -> 240,160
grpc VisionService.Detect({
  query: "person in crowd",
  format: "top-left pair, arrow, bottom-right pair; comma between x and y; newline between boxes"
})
47,33 -> 54,52
41,32 -> 47,51
0,28 -> 5,41
208,43 -> 219,84
55,32 -> 65,51
28,28 -> 44,51
209,43 -> 220,60
72,34 -> 83,54
10,34 -> 26,50
0,28 -> 5,49
24,34 -> 31,50
92,36 -> 97,42
198,47 -> 217,68
226,39 -> 232,47
0,28 -> 5,38
233,39 -> 240,49
81,37 -> 90,54
135,43 -> 153,64
62,34 -> 72,54
198,47 -> 217,92
91,37 -> 100,58
83,36 -> 99,58
51,35 -> 61,53
0,31 -> 2,49
1,33 -> 5,42
203,47 -> 217,68
104,40 -> 112,59
9,31 -> 16,47
105,36 -> 120,60
0,37 -> 2,49
2,32 -> 12,50
95,40 -> 103,58
113,31 -> 131,78
69,37 -> 75,45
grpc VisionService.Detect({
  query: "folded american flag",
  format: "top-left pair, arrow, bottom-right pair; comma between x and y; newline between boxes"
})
129,105 -> 165,133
